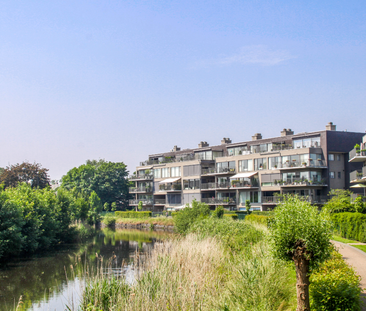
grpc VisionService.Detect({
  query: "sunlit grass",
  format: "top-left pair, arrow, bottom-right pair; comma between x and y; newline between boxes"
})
331,235 -> 358,244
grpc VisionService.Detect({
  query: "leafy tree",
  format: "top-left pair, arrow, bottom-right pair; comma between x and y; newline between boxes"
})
87,191 -> 103,225
325,189 -> 353,213
137,201 -> 143,211
0,162 -> 50,189
61,159 -> 130,210
353,196 -> 365,213
270,195 -> 332,311
174,199 -> 211,234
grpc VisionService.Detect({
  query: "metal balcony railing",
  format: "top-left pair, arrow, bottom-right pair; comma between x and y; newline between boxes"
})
201,197 -> 236,205
279,159 -> 327,169
200,182 -> 216,190
262,195 -> 328,204
274,178 -> 326,186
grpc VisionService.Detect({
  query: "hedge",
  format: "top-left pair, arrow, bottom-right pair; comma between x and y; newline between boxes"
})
223,214 -> 238,220
115,211 -> 152,219
245,214 -> 272,226
310,251 -> 362,310
331,212 -> 366,242
251,211 -> 274,216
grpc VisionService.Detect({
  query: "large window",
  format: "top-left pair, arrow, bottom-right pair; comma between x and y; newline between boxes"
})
239,191 -> 261,203
293,136 -> 320,149
167,194 -> 181,205
254,158 -> 267,170
183,165 -> 201,176
227,146 -> 248,156
183,179 -> 200,190
238,159 -> 253,172
216,161 -> 235,173
161,168 -> 170,178
154,168 -> 161,178
170,167 -> 181,177
269,157 -> 281,169
195,150 -> 212,160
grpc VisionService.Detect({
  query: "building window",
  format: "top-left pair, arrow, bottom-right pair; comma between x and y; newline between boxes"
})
161,168 -> 170,178
154,168 -> 161,178
328,154 -> 334,161
239,159 -> 253,172
338,172 -> 341,179
254,158 -> 267,170
329,171 -> 335,179
170,167 -> 181,177
337,154 -> 341,161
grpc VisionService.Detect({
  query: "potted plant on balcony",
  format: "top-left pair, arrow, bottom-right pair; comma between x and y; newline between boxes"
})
355,144 -> 360,155
302,162 -> 306,167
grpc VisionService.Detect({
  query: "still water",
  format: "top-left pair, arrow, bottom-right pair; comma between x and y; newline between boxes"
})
0,228 -> 171,311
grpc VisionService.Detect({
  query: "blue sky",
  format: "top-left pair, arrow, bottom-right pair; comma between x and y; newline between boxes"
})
1,0 -> 365,179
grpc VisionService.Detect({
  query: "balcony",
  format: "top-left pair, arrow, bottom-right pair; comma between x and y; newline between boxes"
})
129,186 -> 153,193
201,167 -> 236,175
201,197 -> 236,205
129,174 -> 153,181
140,153 -> 216,167
200,182 -> 216,190
154,199 -> 166,205
159,184 -> 182,192
350,170 -> 365,183
129,199 -> 153,206
349,148 -> 366,163
278,159 -> 327,170
274,178 -> 327,187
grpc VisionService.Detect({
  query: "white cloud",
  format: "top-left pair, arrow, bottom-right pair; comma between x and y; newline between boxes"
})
195,45 -> 295,68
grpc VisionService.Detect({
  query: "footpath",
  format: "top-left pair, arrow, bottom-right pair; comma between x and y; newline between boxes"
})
331,241 -> 366,310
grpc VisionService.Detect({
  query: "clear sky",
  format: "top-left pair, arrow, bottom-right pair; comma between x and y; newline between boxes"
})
1,0 -> 365,180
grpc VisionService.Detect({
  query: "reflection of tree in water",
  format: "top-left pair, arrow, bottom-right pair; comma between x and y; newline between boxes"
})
0,229 -> 171,311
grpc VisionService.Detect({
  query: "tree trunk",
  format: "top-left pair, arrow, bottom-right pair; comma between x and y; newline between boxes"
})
293,240 -> 311,311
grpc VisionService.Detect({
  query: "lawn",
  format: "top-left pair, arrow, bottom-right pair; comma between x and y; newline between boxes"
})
331,235 -> 358,244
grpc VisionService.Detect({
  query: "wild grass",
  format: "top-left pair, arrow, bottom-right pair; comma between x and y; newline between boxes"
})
331,235 -> 358,244
80,219 -> 297,311
352,245 -> 366,253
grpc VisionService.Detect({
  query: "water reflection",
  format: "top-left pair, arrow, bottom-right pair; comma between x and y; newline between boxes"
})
0,229 -> 171,311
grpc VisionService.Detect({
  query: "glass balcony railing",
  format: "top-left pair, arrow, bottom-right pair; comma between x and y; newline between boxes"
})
128,174 -> 153,180
277,159 -> 326,169
274,178 -> 326,186
201,168 -> 236,175
129,187 -> 153,193
201,197 -> 236,205
154,199 -> 166,205
262,195 -> 327,204
158,184 -> 182,191
129,199 -> 153,205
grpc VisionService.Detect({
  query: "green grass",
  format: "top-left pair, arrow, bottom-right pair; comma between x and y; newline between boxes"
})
331,235 -> 358,244
352,245 -> 366,253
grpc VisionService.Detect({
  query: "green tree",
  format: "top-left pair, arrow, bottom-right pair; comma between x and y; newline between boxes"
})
325,189 -> 353,213
0,162 -> 50,189
87,191 -> 103,225
270,195 -> 332,311
245,199 -> 251,214
137,201 -> 143,211
61,159 -> 130,210
212,205 -> 224,218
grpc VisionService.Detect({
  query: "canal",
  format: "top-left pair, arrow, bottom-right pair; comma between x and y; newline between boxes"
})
0,228 -> 171,311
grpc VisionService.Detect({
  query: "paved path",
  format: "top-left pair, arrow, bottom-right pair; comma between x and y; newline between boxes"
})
331,241 -> 366,310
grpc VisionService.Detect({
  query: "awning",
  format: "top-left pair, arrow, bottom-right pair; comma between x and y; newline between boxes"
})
138,166 -> 152,170
230,172 -> 258,179
159,177 -> 181,184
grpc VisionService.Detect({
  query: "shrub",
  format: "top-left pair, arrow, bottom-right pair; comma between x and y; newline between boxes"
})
212,206 -> 224,218
173,200 -> 210,234
251,211 -> 274,216
223,214 -> 238,220
115,211 -> 152,219
102,215 -> 116,227
331,212 -> 366,242
310,251 -> 362,310
171,211 -> 179,217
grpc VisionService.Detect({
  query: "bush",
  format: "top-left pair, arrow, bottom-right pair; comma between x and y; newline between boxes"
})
174,200 -> 210,234
223,214 -> 238,220
251,211 -> 274,216
246,214 -> 272,226
212,206 -> 225,218
115,211 -> 152,219
171,212 -> 179,217
310,251 -> 362,310
331,212 -> 366,242
102,215 -> 116,227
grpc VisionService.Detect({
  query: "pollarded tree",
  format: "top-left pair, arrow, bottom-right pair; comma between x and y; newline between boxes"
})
270,195 -> 332,311
0,162 -> 50,189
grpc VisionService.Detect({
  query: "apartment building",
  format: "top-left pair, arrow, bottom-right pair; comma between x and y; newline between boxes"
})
129,123 -> 365,211
349,134 -> 366,197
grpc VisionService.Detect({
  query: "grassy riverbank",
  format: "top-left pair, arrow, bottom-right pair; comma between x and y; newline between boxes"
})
80,218 -> 297,311
102,214 -> 174,227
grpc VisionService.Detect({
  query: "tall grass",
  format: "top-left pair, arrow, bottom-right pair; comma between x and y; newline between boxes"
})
79,219 -> 296,310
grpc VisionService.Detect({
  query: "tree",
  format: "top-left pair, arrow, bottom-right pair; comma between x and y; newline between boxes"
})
325,189 -> 353,213
270,195 -> 332,311
0,162 -> 50,189
61,159 -> 130,210
87,191 -> 103,225
245,200 -> 251,214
